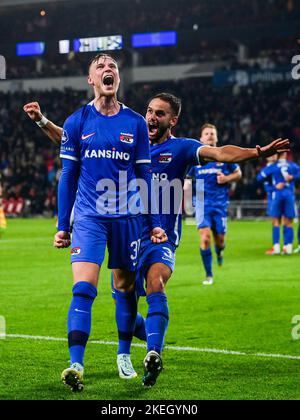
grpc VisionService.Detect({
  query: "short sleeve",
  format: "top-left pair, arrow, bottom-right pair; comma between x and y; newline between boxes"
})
59,114 -> 81,162
135,117 -> 151,164
227,163 -> 240,173
260,165 -> 273,179
182,139 -> 207,167
186,166 -> 195,178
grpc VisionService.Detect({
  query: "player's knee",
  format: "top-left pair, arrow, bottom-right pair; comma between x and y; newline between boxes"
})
147,277 -> 165,294
146,268 -> 170,294
113,271 -> 136,293
216,235 -> 225,248
201,235 -> 211,249
114,278 -> 135,293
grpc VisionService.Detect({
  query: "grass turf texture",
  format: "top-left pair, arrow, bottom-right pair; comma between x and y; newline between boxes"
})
0,218 -> 300,400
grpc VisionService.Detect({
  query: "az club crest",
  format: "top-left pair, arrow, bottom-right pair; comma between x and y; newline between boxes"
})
120,133 -> 134,144
159,153 -> 172,163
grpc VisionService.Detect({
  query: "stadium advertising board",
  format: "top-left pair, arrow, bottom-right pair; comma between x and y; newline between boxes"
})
213,68 -> 293,86
132,31 -> 177,48
16,42 -> 45,57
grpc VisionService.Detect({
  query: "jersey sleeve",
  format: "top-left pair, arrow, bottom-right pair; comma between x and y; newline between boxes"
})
134,117 -> 151,165
227,163 -> 240,173
257,165 -> 273,182
59,113 -> 81,162
291,163 -> 300,181
295,164 -> 300,181
183,139 -> 207,166
186,166 -> 195,179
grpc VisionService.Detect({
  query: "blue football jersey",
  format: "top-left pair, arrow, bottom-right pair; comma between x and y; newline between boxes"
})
142,136 -> 206,247
187,162 -> 240,208
258,159 -> 297,195
60,102 -> 151,220
289,161 -> 300,181
260,163 -> 275,195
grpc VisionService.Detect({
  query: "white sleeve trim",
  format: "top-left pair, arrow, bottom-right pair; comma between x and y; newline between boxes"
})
197,145 -> 209,165
135,159 -> 151,164
60,154 -> 79,162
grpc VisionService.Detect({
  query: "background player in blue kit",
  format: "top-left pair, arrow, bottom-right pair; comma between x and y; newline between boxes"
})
287,160 -> 300,253
24,91 -> 289,389
257,155 -> 281,255
257,152 -> 299,255
186,124 -> 242,286
263,155 -> 278,220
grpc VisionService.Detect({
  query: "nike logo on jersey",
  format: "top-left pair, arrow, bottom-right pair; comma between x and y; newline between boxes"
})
81,133 -> 96,140
148,333 -> 159,337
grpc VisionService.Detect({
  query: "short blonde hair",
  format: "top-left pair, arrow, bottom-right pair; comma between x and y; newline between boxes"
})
200,123 -> 217,137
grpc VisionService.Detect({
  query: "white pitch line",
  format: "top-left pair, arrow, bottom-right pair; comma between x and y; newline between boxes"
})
0,237 -> 51,244
5,334 -> 300,361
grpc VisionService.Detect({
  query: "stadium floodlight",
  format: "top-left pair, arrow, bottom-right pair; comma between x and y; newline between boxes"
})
0,55 -> 6,79
59,40 -> 71,54
132,31 -> 177,48
16,42 -> 45,57
73,35 -> 123,53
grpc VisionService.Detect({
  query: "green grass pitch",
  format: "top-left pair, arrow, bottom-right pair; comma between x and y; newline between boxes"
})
0,218 -> 300,400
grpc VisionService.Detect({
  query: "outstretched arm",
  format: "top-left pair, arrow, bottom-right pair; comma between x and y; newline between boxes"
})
199,139 -> 290,163
23,102 -> 63,146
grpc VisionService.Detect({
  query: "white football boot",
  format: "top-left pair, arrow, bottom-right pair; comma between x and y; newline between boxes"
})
117,354 -> 138,379
203,277 -> 214,286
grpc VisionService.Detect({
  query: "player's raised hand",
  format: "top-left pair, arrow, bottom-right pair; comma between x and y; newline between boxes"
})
23,102 -> 43,122
150,227 -> 168,244
216,173 -> 228,185
54,231 -> 71,248
256,138 -> 290,158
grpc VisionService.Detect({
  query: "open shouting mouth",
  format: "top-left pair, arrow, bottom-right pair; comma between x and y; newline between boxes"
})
102,74 -> 114,87
148,122 -> 159,137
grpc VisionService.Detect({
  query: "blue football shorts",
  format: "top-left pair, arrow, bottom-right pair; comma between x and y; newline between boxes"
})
271,192 -> 296,219
111,239 -> 176,299
197,205 -> 228,235
71,215 -> 143,271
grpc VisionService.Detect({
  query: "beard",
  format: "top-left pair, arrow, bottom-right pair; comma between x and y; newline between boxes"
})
150,123 -> 170,143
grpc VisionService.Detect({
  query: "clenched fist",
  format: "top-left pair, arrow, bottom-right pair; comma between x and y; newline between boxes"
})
54,231 -> 71,249
23,102 -> 43,122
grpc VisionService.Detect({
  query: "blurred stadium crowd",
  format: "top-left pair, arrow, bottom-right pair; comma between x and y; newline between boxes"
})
1,0 -> 299,79
1,0 -> 298,41
6,42 -> 297,80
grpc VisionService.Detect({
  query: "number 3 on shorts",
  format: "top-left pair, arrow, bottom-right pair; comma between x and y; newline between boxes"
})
130,239 -> 141,262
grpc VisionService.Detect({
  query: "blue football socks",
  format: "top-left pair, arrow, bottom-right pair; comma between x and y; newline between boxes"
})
200,248 -> 213,278
67,281 -> 97,366
146,292 -> 169,354
284,226 -> 294,245
134,312 -> 147,342
115,289 -> 137,355
273,226 -> 280,245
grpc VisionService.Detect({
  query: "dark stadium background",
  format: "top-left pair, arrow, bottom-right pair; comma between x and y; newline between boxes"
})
0,0 -> 299,217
